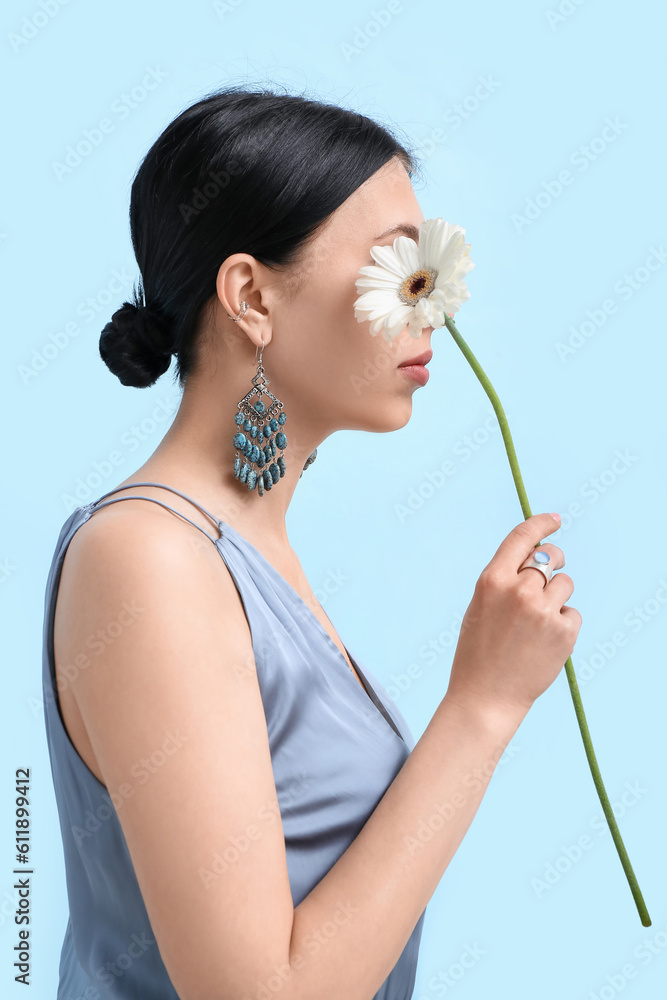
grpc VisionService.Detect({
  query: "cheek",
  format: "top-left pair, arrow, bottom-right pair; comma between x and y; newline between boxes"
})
283,279 -> 360,377
327,321 -> 404,416
347,326 -> 404,399
276,274 -> 403,407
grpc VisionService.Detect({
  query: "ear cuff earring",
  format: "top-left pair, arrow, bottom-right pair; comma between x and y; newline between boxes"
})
228,301 -> 317,496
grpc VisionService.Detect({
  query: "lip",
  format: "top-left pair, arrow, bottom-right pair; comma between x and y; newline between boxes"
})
398,350 -> 433,368
397,349 -> 432,386
398,364 -> 430,386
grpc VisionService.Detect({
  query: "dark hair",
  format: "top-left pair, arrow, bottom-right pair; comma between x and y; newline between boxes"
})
99,83 -> 421,389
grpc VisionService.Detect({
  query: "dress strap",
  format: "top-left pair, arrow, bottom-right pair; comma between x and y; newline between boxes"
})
84,481 -> 222,545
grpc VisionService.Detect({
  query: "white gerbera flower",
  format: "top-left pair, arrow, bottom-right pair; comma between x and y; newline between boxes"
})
353,217 -> 475,343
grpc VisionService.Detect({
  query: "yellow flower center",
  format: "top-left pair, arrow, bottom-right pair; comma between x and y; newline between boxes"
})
398,267 -> 437,305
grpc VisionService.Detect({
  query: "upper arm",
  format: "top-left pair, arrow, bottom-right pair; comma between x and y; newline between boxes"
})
54,505 -> 294,999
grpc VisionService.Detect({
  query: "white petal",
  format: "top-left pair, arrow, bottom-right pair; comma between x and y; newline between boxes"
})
383,303 -> 413,328
358,304 -> 399,322
432,277 -> 471,314
354,288 -> 398,310
418,217 -> 447,268
356,263 -> 403,285
432,245 -> 474,301
433,239 -> 467,283
423,299 -> 447,329
353,304 -> 378,321
420,218 -> 462,271
418,295 -> 445,329
428,287 -> 447,304
369,244 -> 409,278
383,320 -> 407,343
418,219 -> 472,288
453,254 -> 475,277
356,271 -> 403,291
392,235 -> 420,275
407,311 -> 426,336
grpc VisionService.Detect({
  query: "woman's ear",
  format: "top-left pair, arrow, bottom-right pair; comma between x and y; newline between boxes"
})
215,255 -> 273,352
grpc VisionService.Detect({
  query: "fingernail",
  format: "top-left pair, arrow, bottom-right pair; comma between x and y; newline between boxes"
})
549,512 -> 561,521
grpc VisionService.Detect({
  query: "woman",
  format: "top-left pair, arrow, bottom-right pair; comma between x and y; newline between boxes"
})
42,85 -> 580,999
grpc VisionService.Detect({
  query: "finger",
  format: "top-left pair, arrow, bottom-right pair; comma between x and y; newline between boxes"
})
516,566 -> 572,600
490,513 -> 562,572
546,571 -> 574,604
522,542 -> 566,573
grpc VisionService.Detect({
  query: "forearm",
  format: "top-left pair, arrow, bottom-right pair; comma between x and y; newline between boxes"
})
285,696 -> 525,1000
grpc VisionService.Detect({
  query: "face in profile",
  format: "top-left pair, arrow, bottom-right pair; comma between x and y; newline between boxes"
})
213,155 -> 435,444
284,156 -> 434,435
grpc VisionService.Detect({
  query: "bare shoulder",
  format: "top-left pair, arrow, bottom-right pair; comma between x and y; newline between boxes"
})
52,496 -> 296,995
55,493 -> 253,687
64,491 -> 224,579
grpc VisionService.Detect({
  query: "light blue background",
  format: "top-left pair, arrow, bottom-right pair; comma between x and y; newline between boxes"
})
1,0 -> 665,997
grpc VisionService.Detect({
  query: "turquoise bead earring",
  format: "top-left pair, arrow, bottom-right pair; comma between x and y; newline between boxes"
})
229,301 -> 317,496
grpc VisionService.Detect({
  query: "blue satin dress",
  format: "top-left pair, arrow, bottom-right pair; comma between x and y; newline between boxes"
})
42,482 -> 426,998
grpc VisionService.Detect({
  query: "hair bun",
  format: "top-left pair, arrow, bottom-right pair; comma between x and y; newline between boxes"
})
99,300 -> 173,388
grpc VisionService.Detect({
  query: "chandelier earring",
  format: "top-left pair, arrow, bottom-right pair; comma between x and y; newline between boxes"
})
228,301 -> 317,496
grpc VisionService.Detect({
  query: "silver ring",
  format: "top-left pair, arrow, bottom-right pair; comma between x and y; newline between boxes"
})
228,300 -> 248,322
518,548 -> 553,589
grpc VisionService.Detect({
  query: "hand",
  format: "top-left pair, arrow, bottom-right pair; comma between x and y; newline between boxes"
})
445,513 -> 582,721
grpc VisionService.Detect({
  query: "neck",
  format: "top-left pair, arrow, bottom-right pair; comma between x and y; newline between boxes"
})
130,365 -> 325,548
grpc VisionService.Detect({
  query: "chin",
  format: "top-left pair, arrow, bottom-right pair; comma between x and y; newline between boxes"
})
357,399 -> 413,434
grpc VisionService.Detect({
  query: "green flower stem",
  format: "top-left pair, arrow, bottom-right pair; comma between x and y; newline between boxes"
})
443,313 -> 652,928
